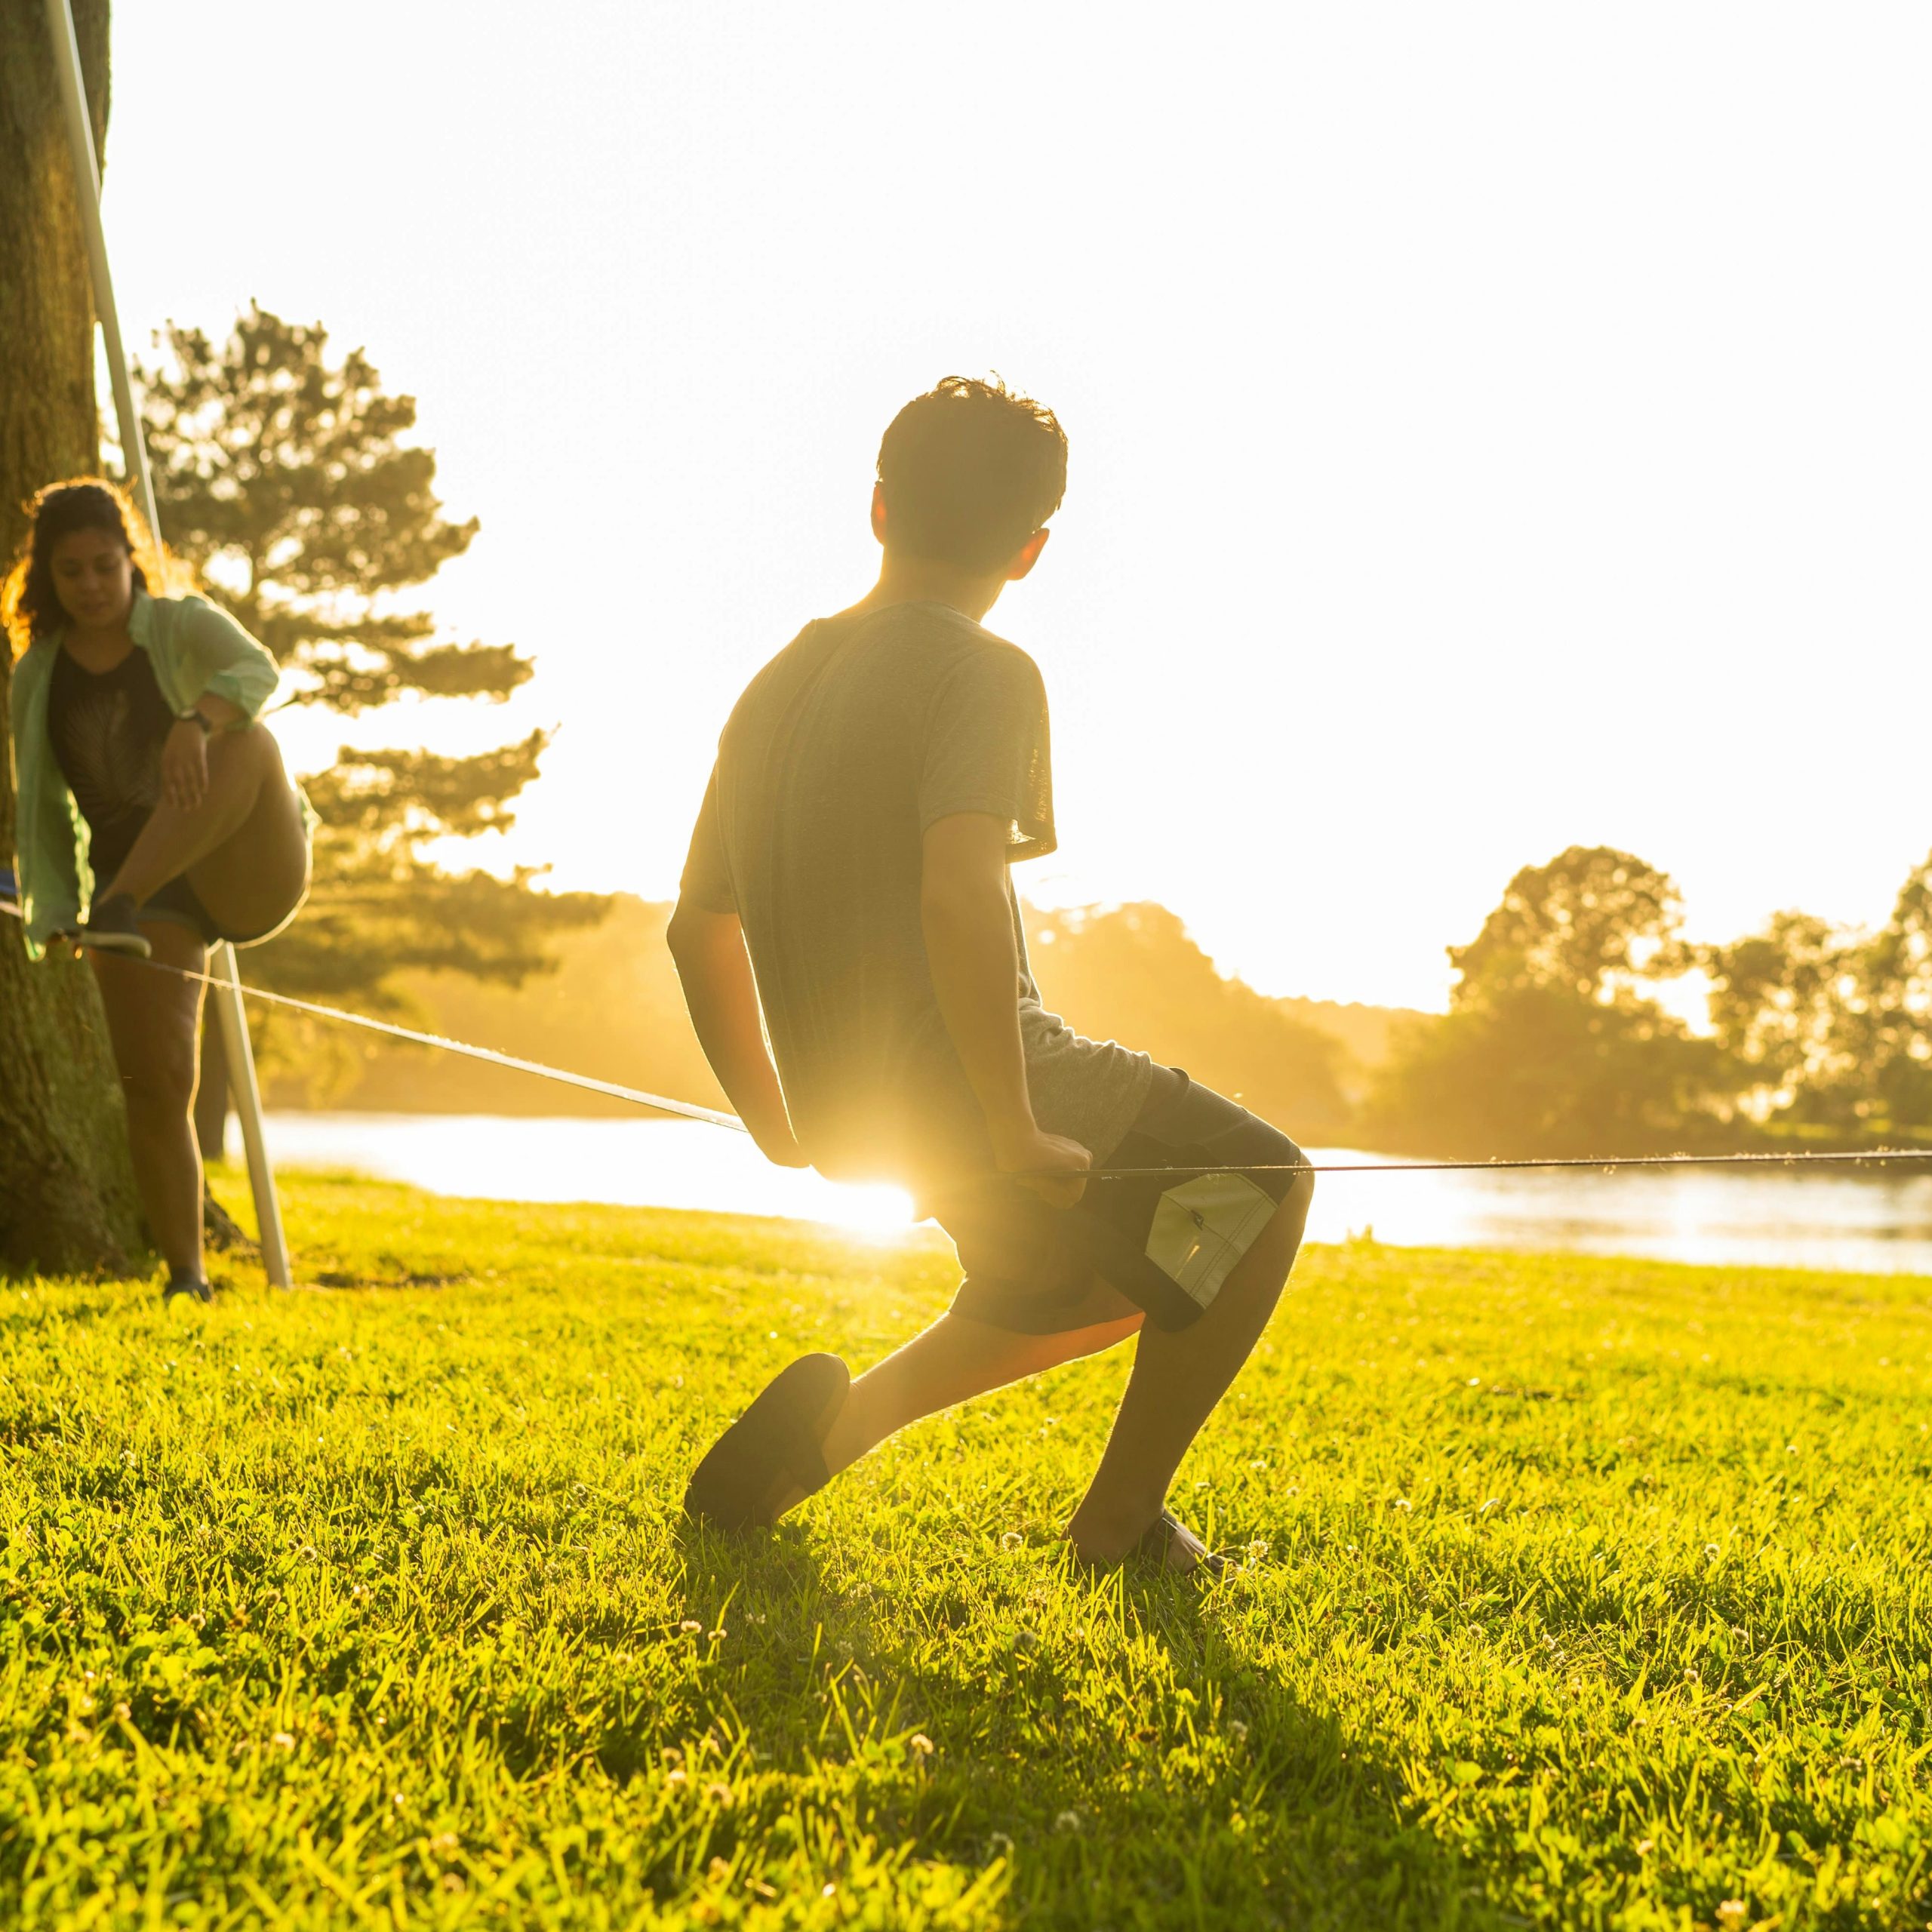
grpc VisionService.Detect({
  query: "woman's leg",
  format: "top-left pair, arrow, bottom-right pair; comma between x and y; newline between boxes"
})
102,724 -> 309,940
90,923 -> 209,1279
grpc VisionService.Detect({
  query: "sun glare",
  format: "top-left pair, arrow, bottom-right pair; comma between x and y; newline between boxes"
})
808,1183 -> 918,1238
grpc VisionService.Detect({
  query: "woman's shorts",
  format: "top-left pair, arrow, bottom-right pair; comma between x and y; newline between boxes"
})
137,872 -> 285,949
935,1067 -> 1309,1335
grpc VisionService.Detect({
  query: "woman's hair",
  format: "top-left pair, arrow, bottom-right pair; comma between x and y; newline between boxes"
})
3,477 -> 171,659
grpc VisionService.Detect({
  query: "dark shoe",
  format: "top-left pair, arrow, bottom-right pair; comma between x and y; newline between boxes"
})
80,894 -> 151,958
1134,1509 -> 1229,1579
164,1269 -> 214,1305
684,1352 -> 849,1530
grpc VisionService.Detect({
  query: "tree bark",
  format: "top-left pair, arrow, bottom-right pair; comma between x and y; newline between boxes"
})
0,0 -> 146,1276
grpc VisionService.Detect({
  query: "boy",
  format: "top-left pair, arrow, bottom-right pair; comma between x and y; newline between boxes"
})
669,377 -> 1313,1571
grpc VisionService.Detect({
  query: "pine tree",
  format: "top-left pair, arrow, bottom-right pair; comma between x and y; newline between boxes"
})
131,308 -> 605,1139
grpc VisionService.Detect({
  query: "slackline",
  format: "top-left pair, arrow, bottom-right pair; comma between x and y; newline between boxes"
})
0,896 -> 741,1131
7,896 -> 1932,1180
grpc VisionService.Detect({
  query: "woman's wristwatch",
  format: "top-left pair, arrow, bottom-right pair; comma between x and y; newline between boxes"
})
175,706 -> 215,736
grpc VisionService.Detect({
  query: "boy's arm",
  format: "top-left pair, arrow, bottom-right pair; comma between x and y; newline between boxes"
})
921,812 -> 1090,1206
666,901 -> 808,1167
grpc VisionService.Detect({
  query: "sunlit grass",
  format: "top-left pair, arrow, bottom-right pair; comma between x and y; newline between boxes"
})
0,1172 -> 1927,1927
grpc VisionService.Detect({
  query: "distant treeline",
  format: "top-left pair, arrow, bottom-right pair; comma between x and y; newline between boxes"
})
263,843 -> 1932,1159
1362,843 -> 1932,1158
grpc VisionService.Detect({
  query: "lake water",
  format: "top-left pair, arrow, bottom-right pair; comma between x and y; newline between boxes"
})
248,1112 -> 1932,1277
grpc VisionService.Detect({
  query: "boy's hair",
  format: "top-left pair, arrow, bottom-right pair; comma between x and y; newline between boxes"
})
875,376 -> 1067,572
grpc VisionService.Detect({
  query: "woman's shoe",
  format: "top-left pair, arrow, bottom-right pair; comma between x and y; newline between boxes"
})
79,894 -> 151,958
164,1269 -> 214,1305
684,1353 -> 849,1529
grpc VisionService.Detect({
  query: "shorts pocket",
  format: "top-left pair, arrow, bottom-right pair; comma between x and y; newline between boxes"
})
1145,1172 -> 1278,1309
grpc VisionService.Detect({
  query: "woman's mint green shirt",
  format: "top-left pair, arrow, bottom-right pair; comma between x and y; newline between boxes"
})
10,589 -> 285,957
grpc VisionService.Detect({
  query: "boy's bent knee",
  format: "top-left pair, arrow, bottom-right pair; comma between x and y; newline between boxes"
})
1277,1143 -> 1315,1240
1275,1134 -> 1314,1188
1244,1140 -> 1313,1284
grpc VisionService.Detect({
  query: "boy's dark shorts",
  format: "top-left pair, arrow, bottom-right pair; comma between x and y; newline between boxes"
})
931,1067 -> 1309,1335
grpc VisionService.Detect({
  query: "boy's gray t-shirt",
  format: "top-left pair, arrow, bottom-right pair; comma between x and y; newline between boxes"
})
681,601 -> 1150,1186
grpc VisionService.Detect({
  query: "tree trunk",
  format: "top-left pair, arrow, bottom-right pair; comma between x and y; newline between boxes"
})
0,0 -> 146,1276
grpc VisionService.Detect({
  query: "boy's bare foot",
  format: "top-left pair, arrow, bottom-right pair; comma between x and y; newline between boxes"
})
1069,1505 -> 1228,1577
1134,1509 -> 1228,1577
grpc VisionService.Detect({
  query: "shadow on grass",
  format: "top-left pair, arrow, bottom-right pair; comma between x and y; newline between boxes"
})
671,1526 -> 1515,1931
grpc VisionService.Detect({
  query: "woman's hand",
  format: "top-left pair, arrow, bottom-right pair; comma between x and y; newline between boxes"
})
161,718 -> 211,811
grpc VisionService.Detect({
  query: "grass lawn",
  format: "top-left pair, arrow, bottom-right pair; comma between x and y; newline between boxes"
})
2,1171 -> 1928,1930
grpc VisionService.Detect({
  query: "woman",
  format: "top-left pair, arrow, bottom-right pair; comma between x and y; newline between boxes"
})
5,479 -> 311,1303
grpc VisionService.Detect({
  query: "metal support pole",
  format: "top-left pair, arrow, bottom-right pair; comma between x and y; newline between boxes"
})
44,0 -> 294,1287
208,943 -> 291,1286
41,0 -> 155,540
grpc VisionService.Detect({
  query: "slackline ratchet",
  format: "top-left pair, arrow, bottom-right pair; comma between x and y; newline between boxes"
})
8,894 -> 1932,1180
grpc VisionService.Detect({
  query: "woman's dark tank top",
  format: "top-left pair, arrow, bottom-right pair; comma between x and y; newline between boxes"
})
48,644 -> 173,884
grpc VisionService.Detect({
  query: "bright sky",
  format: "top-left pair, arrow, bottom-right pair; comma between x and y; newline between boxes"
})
98,4 -> 1930,1011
